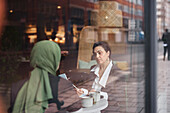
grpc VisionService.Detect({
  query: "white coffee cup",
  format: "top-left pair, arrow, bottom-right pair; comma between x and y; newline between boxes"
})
95,91 -> 100,102
89,91 -> 100,104
81,96 -> 93,108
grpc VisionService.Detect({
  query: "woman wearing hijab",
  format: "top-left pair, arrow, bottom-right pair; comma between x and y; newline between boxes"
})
12,40 -> 63,113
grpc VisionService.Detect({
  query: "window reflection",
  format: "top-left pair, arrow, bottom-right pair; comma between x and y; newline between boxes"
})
1,0 -> 169,113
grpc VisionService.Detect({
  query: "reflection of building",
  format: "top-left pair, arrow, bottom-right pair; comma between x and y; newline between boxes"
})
117,0 -> 144,42
5,0 -> 99,48
97,0 -> 144,42
157,0 -> 170,38
4,0 -> 144,50
57,0 -> 99,46
116,0 -> 144,30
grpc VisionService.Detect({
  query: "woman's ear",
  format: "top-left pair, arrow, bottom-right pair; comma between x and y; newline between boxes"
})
107,51 -> 110,57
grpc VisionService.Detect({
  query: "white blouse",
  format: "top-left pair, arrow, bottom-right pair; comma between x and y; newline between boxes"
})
90,60 -> 113,91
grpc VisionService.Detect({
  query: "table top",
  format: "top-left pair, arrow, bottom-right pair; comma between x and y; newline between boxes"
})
69,99 -> 108,113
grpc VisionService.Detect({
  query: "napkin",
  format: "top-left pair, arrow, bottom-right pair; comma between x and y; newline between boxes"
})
79,88 -> 88,98
59,73 -> 68,80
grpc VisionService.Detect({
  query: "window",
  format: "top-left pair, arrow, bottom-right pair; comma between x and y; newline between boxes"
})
157,4 -> 161,9
118,3 -> 123,10
137,0 -> 143,6
1,1 -> 163,113
123,5 -> 129,13
157,10 -> 161,16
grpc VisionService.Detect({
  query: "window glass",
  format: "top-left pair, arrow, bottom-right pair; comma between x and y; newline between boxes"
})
1,0 -> 168,113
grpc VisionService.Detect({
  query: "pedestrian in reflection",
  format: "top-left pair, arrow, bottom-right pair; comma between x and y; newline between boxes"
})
162,29 -> 169,61
165,29 -> 170,60
11,40 -> 64,113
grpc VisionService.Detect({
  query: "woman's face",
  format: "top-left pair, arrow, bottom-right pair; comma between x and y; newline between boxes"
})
93,46 -> 110,65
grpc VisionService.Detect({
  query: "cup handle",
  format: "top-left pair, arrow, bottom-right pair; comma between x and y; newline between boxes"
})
100,91 -> 108,100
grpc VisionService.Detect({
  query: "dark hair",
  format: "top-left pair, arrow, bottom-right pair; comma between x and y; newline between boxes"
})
92,41 -> 111,58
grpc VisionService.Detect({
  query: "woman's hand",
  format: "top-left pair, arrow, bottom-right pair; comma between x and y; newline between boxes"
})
76,88 -> 84,96
89,89 -> 96,92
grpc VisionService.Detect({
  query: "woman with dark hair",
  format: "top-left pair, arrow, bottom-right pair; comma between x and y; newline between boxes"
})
77,41 -> 127,99
90,41 -> 112,92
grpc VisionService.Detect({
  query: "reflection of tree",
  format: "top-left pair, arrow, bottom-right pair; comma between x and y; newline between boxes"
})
1,26 -> 24,51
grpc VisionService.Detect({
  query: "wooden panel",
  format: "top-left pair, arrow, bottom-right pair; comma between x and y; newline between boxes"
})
77,26 -> 98,68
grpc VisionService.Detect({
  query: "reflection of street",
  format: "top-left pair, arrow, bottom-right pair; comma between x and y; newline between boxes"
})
60,43 -> 145,72
111,44 -> 144,64
56,43 -> 170,113
112,43 -> 145,78
157,60 -> 170,113
1,42 -> 169,113
56,43 -> 146,113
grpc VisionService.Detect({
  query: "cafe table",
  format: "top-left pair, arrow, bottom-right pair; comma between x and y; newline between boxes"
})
69,98 -> 108,113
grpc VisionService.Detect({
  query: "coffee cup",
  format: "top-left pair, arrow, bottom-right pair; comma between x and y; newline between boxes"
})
89,91 -> 100,104
81,96 -> 93,108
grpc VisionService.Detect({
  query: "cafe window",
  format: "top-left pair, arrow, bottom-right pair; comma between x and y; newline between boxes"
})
1,0 -> 167,113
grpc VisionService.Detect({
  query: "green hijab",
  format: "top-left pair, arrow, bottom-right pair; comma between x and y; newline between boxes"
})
12,40 -> 61,113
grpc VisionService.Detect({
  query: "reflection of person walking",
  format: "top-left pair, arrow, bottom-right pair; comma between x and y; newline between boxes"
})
162,29 -> 168,61
166,30 -> 170,60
